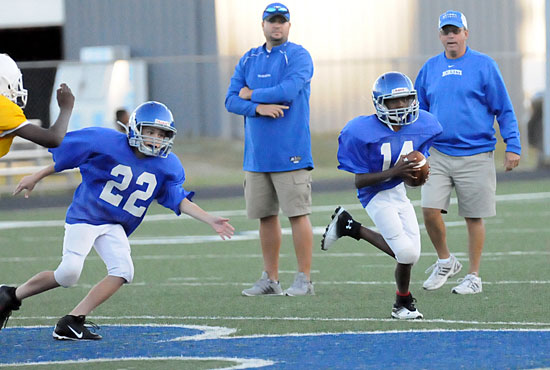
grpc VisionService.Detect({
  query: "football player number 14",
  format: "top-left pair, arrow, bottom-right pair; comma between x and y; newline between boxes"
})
99,164 -> 157,217
380,141 -> 413,171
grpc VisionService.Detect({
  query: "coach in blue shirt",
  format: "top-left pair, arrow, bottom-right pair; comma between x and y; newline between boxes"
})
414,10 -> 521,295
225,3 -> 315,296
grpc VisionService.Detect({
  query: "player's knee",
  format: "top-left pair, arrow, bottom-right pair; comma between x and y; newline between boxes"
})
54,251 -> 85,287
395,248 -> 420,265
108,260 -> 134,284
54,264 -> 82,287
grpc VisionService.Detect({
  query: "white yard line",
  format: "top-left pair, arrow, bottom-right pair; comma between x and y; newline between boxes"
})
9,315 -> 550,328
1,250 -> 549,264
1,191 -> 549,230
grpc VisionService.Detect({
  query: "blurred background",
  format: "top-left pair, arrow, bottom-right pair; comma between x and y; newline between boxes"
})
0,0 -> 547,194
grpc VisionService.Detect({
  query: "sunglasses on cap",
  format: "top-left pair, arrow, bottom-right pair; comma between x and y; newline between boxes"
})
265,5 -> 288,13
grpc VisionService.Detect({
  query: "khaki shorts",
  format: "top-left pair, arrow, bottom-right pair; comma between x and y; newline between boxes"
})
421,148 -> 496,218
244,169 -> 312,219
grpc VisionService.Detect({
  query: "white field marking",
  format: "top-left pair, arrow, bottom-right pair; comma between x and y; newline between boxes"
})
156,280 -> 550,287
1,250 -> 549,265
10,316 -> 550,328
128,222 -> 471,246
162,324 -> 236,342
0,220 -> 495,246
1,191 -> 549,231
167,276 -> 223,281
7,279 -> 550,291
0,357 -> 274,369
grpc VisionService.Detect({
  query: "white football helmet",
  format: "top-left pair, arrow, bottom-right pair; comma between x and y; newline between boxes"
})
0,54 -> 28,108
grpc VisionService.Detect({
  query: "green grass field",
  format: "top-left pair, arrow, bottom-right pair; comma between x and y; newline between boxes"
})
1,177 -> 549,369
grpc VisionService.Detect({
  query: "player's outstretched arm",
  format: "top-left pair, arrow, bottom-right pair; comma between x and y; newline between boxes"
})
14,83 -> 75,148
13,164 -> 56,198
179,198 -> 235,240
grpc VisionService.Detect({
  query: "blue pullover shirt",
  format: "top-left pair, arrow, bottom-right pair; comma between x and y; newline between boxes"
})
225,41 -> 314,172
338,110 -> 442,207
415,47 -> 521,156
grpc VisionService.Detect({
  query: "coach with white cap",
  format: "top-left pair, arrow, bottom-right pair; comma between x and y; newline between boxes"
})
414,10 -> 521,294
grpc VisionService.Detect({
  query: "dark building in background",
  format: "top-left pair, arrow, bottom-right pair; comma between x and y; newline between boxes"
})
63,0 -> 221,138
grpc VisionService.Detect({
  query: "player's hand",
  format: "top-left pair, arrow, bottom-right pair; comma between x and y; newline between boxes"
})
56,83 -> 75,110
256,104 -> 289,118
392,155 -> 421,181
239,86 -> 253,100
504,152 -> 520,172
211,217 -> 235,240
13,175 -> 39,198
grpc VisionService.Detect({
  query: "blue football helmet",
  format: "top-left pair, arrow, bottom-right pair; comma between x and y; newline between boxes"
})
128,101 -> 177,158
372,71 -> 419,126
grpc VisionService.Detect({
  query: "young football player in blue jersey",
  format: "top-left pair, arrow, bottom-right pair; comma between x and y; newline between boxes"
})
320,72 -> 442,319
0,101 -> 234,339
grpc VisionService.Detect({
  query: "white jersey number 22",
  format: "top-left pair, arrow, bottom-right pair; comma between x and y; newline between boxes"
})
99,164 -> 157,217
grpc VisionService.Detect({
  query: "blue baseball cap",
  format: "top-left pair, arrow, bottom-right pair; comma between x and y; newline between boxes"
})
262,3 -> 290,21
439,10 -> 468,29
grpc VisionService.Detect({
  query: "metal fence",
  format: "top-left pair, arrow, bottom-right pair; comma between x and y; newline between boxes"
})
19,52 -> 529,143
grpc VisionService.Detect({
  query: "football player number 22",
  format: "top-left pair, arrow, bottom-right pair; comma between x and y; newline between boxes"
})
380,141 -> 413,171
99,164 -> 157,217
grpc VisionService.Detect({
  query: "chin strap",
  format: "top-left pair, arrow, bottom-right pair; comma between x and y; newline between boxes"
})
116,121 -> 129,134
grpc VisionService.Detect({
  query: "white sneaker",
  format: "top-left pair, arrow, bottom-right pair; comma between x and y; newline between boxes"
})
241,272 -> 284,296
422,255 -> 463,290
284,272 -> 314,296
451,273 -> 482,294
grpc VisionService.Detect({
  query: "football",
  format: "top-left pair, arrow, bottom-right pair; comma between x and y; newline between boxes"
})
402,150 -> 429,187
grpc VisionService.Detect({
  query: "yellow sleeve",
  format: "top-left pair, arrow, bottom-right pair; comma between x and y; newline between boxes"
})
0,96 -> 28,158
0,96 -> 27,134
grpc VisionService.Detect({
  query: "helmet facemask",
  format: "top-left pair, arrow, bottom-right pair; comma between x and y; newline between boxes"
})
372,71 -> 420,126
374,91 -> 419,126
128,122 -> 176,158
127,101 -> 177,158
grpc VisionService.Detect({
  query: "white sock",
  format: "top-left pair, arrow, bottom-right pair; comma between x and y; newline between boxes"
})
438,257 -> 451,265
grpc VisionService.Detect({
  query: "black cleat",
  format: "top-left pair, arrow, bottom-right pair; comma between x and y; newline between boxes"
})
0,285 -> 21,330
53,315 -> 102,340
391,293 -> 423,320
321,207 -> 355,251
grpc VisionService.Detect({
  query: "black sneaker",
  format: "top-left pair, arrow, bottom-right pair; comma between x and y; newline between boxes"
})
0,285 -> 21,330
391,293 -> 423,320
321,207 -> 356,251
53,315 -> 102,340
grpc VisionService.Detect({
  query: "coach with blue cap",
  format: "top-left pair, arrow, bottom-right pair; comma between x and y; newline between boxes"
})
415,10 -> 521,295
225,3 -> 315,297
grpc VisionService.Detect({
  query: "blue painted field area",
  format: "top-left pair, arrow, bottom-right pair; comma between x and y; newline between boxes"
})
1,325 -> 549,369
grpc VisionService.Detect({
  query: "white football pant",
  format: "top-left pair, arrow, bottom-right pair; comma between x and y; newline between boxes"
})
54,223 -> 134,287
365,184 -> 421,265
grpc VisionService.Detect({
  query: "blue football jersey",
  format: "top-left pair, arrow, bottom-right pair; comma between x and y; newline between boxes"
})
337,110 -> 442,207
49,127 -> 194,235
